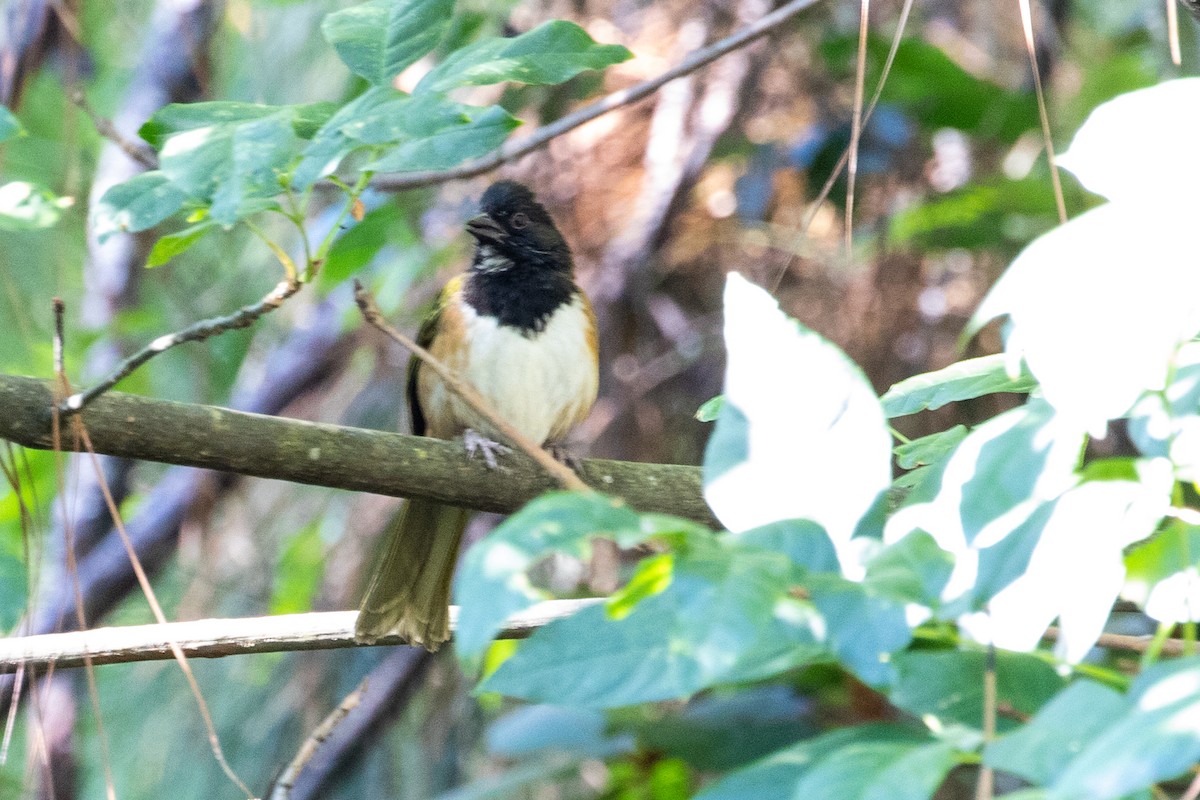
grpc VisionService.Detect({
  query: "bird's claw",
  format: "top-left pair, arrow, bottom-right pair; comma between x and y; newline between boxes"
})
464,429 -> 512,469
547,442 -> 583,469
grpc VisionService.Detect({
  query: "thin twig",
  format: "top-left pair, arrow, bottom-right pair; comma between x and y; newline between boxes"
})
67,87 -> 158,170
59,278 -> 300,415
975,642 -> 995,800
844,0 -> 870,259
0,599 -> 603,673
269,679 -> 369,800
352,281 -> 590,493
370,0 -> 825,191
1017,0 -> 1067,225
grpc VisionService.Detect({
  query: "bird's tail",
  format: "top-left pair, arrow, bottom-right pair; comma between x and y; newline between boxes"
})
354,499 -> 470,651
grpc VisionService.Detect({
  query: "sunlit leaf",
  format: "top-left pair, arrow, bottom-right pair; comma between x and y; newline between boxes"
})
416,20 -> 632,94
1128,341 -> 1200,483
321,0 -> 453,85
880,355 -> 1036,418
807,574 -> 912,686
894,425 -> 968,470
695,395 -> 724,422
145,222 -> 215,267
1057,77 -> 1200,204
1124,519 -> 1200,623
704,274 -> 891,572
0,181 -> 73,231
970,202 -> 1200,434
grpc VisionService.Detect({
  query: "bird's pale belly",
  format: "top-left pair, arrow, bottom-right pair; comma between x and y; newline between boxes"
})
420,295 -> 598,445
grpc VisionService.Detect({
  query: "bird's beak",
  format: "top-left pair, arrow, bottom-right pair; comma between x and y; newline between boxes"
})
466,213 -> 506,244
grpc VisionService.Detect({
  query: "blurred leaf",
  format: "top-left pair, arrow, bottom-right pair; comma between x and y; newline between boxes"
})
93,171 -> 189,241
1050,658 -> 1200,799
482,538 -> 824,707
987,659 -> 1200,800
704,274 -> 891,559
454,492 -> 667,658
0,105 -> 23,142
437,754 -> 580,800
367,103 -> 519,172
694,725 -> 933,800
0,181 -> 72,231
890,650 -> 1065,732
985,681 -> 1127,786
270,521 -> 325,615
145,222 -> 215,267
416,20 -> 632,94
1124,519 -> 1200,623
821,34 -> 1036,140
806,575 -> 912,686
888,179 -> 1069,252
881,355 -> 1036,418
319,201 -> 407,286
894,426 -> 969,470
738,519 -> 839,573
863,531 -> 953,607
487,705 -> 634,759
620,686 -> 818,771
1128,341 -> 1200,482
321,0 -> 454,85
695,395 -> 724,422
291,87 -> 400,188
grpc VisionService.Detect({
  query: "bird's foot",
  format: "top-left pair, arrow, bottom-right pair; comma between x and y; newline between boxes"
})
463,428 -> 512,469
546,442 -> 584,470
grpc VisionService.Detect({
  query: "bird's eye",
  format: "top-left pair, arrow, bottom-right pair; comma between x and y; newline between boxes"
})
511,212 -> 530,229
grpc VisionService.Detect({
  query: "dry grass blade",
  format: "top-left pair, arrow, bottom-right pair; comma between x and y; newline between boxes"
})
1018,0 -> 1067,224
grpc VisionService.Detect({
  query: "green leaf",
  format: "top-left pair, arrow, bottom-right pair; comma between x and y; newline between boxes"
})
704,274 -> 891,553
320,201 -> 408,287
481,539 -> 824,707
92,171 -> 189,242
0,105 -> 23,142
860,741 -> 961,800
270,521 -> 326,615
863,531 -> 953,607
366,103 -> 519,172
291,87 -> 400,189
694,725 -> 933,800
145,222 -> 215,267
738,519 -> 839,573
1124,518 -> 1200,623
140,101 -> 289,148
806,575 -> 912,686
894,425 -> 969,469
620,686 -> 818,771
985,681 -> 1128,787
321,0 -> 454,85
890,650 -> 1065,732
453,492 -> 653,658
487,705 -> 633,758
881,355 -> 1037,418
0,181 -> 72,231
416,20 -> 632,94
157,108 -> 298,225
1128,341 -> 1200,483
695,395 -> 724,422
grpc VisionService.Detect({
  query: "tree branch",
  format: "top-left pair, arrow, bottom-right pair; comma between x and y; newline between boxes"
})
66,87 -> 158,170
369,0 -> 825,192
0,599 -> 602,674
0,373 -> 716,525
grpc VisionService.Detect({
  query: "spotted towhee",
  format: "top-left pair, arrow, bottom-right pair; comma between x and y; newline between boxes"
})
355,181 -> 599,650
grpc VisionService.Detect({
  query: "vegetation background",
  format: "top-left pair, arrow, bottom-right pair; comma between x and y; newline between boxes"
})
0,0 -> 1194,798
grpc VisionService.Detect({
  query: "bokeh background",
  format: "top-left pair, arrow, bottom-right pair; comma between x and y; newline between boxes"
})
0,0 -> 1191,797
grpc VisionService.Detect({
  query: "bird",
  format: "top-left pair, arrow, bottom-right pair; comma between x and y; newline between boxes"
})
355,180 -> 599,651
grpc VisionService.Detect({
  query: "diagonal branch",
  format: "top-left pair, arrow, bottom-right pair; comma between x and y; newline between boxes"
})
369,0 -> 826,192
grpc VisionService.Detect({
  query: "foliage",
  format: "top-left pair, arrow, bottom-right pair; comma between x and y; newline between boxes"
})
455,79 -> 1200,799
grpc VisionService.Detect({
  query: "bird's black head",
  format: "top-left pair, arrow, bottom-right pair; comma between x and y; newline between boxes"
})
462,181 -> 579,333
466,180 -> 572,275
